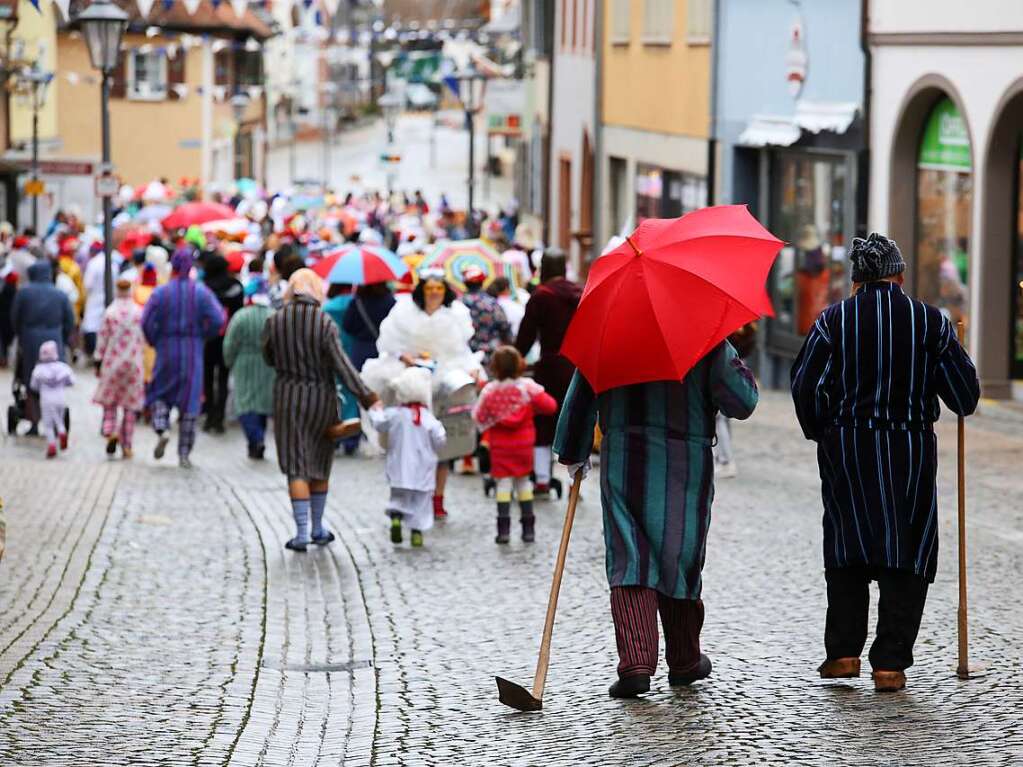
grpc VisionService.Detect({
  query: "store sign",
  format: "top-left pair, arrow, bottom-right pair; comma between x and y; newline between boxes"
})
485,79 -> 525,137
785,19 -> 808,97
918,97 -> 971,172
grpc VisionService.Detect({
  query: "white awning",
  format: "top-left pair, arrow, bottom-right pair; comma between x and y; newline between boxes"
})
794,100 -> 859,134
737,116 -> 801,147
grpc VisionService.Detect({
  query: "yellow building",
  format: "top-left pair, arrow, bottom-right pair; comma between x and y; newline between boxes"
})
7,0 -> 270,227
599,0 -> 713,244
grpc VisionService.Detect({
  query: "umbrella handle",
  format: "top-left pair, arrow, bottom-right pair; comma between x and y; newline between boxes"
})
531,473 -> 583,701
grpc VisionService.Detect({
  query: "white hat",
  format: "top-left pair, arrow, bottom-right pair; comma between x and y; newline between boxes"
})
392,366 -> 432,407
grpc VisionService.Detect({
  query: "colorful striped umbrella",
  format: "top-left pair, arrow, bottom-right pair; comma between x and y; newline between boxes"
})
421,239 -> 503,293
313,244 -> 409,284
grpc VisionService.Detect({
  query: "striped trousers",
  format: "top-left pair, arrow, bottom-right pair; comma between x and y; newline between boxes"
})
610,586 -> 704,678
152,401 -> 198,459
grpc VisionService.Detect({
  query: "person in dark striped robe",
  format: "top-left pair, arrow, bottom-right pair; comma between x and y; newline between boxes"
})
791,232 -> 980,693
554,342 -> 759,698
263,269 -> 379,552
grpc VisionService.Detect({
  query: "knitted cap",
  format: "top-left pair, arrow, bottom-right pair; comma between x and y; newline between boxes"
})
849,233 -> 905,283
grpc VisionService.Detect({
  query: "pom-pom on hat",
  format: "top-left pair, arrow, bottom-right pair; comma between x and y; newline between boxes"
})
849,233 -> 905,284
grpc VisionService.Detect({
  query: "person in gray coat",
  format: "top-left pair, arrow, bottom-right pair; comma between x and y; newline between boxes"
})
11,261 -> 75,430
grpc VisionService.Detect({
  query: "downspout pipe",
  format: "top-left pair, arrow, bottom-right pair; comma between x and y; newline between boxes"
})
706,0 -> 720,205
592,0 -> 605,262
857,0 -> 871,238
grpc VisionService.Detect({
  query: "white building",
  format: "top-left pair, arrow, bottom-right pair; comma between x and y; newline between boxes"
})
868,0 -> 1023,399
548,0 -> 595,278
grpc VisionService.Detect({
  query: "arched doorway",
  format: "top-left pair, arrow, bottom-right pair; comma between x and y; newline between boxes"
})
887,78 -> 973,325
980,82 -> 1023,393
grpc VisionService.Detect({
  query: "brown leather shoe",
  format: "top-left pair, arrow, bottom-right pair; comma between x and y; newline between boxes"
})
324,418 -> 362,441
818,657 -> 861,678
872,670 -> 906,692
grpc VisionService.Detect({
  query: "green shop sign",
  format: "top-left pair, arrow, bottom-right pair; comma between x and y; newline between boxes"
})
918,97 -> 971,172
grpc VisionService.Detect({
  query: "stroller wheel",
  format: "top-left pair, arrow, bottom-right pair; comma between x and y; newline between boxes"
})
64,408 -> 70,433
7,405 -> 17,436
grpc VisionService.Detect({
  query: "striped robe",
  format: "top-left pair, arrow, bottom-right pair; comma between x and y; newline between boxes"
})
554,342 -> 759,599
790,281 -> 980,581
223,304 -> 275,416
142,278 -> 224,415
262,295 -> 375,481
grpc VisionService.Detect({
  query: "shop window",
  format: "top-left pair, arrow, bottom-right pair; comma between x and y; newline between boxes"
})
635,163 -> 706,222
128,50 -> 167,101
915,97 -> 972,331
610,0 -> 631,44
770,153 -> 850,341
642,0 -> 674,44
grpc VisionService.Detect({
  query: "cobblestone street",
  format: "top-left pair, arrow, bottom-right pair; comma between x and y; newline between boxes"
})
1,369 -> 1022,766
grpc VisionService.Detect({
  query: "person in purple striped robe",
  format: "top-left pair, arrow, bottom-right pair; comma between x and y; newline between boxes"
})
791,232 -> 980,693
142,248 -> 225,468
554,342 -> 759,698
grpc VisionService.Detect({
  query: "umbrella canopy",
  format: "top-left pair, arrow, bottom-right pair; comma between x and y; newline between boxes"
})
162,201 -> 237,231
561,205 -> 782,393
421,239 -> 503,293
313,244 -> 409,284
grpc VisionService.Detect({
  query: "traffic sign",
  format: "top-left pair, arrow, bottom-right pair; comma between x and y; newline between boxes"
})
24,179 -> 45,196
95,174 -> 120,198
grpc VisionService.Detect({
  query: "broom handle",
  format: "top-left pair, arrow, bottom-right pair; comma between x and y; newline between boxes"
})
532,473 -> 583,700
956,321 -> 969,679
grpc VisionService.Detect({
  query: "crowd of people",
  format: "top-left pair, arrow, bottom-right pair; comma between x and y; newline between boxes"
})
0,182 -> 983,701
0,181 -> 585,550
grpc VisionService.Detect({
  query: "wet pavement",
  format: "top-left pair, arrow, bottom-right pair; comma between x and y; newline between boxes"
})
1,368 -> 1021,765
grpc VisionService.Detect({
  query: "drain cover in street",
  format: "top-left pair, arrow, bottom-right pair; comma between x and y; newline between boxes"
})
261,658 -> 374,673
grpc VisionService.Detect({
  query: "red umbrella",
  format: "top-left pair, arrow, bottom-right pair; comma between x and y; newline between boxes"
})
561,205 -> 783,393
161,201 -> 236,230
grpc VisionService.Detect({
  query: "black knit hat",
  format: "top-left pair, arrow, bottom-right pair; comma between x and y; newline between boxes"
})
849,232 -> 905,283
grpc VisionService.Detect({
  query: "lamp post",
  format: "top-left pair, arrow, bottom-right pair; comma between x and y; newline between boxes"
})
13,65 -> 52,234
454,67 -> 486,236
76,0 -> 127,308
230,91 -> 250,181
377,91 -> 401,195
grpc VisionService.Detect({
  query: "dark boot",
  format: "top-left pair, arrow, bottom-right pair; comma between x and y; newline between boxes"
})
668,654 -> 713,686
520,500 -> 535,542
495,503 -> 511,544
608,674 -> 650,698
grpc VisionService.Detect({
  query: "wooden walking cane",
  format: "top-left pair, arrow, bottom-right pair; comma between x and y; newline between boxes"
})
956,321 -> 970,680
496,473 -> 583,711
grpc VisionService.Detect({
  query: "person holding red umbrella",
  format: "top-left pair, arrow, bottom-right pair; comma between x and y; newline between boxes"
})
553,206 -> 779,699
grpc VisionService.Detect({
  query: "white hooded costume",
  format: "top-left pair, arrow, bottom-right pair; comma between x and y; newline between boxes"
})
361,294 -> 481,405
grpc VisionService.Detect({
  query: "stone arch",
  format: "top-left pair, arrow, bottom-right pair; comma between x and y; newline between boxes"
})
886,74 -> 973,293
978,78 -> 1023,394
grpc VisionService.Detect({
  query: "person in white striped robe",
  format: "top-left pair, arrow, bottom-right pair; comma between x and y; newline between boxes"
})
791,232 -> 980,693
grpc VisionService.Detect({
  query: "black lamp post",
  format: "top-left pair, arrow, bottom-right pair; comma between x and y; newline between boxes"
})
454,67 -> 485,236
76,0 -> 127,307
230,91 -> 250,180
13,65 -> 51,234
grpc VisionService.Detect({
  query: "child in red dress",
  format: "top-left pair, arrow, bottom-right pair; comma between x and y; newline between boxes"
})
472,346 -> 557,543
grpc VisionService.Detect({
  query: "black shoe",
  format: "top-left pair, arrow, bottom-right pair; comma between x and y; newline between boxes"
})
608,674 -> 650,699
284,537 -> 308,552
213,423 -> 225,435
255,444 -> 265,460
390,516 -> 403,544
312,530 -> 336,546
668,654 -> 712,687
105,436 -> 118,455
495,512 -> 511,544
521,515 -> 535,543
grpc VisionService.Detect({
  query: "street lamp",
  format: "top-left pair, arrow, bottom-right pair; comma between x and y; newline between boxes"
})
76,0 -> 128,308
230,91 -> 250,181
452,67 -> 486,236
12,65 -> 52,234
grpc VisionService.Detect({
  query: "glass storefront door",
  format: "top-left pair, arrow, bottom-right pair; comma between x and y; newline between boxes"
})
915,97 -> 972,331
769,151 -> 851,350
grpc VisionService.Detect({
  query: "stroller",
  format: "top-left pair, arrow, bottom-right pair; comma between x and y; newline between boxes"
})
7,346 -> 71,436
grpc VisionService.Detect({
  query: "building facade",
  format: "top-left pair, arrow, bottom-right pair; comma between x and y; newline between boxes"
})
868,0 -> 1023,399
6,0 -> 271,226
598,0 -> 712,252
548,0 -> 595,277
714,0 -> 865,384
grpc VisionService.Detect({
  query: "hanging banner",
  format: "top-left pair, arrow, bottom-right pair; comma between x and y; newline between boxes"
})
182,0 -> 202,14
136,0 -> 155,18
53,0 -> 70,20
230,0 -> 248,17
484,79 -> 524,137
918,97 -> 972,172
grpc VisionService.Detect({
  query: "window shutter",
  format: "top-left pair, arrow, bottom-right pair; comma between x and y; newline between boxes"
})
214,49 -> 231,86
167,49 -> 186,100
108,51 -> 127,99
